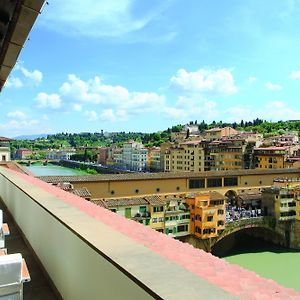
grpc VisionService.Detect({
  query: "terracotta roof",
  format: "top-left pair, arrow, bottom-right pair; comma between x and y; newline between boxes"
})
238,193 -> 262,201
144,195 -> 166,205
208,191 -> 227,201
71,187 -> 91,198
90,199 -> 108,208
38,168 -> 300,184
0,136 -> 12,141
254,146 -> 288,151
104,197 -> 148,207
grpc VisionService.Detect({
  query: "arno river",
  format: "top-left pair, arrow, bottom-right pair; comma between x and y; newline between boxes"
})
26,163 -> 88,176
26,164 -> 300,293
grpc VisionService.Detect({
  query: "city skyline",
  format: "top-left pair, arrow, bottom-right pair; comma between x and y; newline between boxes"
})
1,0 -> 300,137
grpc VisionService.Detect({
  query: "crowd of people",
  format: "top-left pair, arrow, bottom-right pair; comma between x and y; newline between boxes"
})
225,204 -> 263,223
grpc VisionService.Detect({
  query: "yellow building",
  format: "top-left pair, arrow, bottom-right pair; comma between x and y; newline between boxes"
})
254,146 -> 287,169
262,180 -> 300,221
164,140 -> 205,172
144,195 -> 166,232
207,141 -> 243,171
203,127 -> 238,141
186,192 -> 226,239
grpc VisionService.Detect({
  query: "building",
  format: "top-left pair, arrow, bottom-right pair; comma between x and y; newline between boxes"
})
97,147 -> 109,165
164,195 -> 190,238
147,147 -> 162,172
0,137 -> 11,162
47,148 -> 76,160
262,179 -> 300,220
254,146 -> 288,169
202,127 -> 238,141
123,141 -> 148,171
144,195 -> 166,233
14,148 -> 32,159
205,140 -> 243,171
186,191 -> 226,239
164,140 -> 205,172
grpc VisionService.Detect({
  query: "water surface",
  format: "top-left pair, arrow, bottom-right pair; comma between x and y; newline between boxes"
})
25,164 -> 88,176
223,236 -> 300,292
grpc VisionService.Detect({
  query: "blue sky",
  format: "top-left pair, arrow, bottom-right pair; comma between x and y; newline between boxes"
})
1,0 -> 300,137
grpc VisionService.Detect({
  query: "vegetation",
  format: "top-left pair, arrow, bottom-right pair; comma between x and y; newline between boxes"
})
10,119 -> 300,152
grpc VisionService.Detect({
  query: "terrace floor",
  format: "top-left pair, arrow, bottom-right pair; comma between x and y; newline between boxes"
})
0,199 -> 58,300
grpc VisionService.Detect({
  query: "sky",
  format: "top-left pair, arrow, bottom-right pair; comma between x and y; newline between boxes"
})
1,0 -> 300,138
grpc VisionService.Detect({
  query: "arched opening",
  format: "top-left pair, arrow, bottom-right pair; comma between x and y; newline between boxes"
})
211,227 -> 286,257
225,190 -> 238,206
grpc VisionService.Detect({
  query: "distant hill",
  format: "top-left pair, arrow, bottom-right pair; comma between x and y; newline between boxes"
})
14,134 -> 48,140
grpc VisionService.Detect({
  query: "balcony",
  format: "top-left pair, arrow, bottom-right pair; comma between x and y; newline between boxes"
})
0,168 -> 299,299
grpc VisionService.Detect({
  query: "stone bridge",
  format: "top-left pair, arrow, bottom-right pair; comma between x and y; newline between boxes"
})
182,217 -> 300,253
209,216 -> 300,252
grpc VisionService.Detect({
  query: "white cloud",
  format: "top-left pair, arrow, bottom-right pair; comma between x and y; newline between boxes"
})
5,77 -> 23,88
0,119 -> 39,130
100,109 -> 128,122
290,70 -> 300,79
265,81 -> 282,91
85,110 -> 98,122
6,110 -> 27,120
20,67 -> 43,85
35,93 -> 62,109
170,68 -> 238,96
38,74 -> 166,118
41,0 -> 173,40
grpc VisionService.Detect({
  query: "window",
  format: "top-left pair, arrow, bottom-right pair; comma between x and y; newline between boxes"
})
207,178 -> 222,187
176,186 -> 180,191
125,207 -> 131,218
177,225 -> 188,232
195,226 -> 201,233
135,189 -> 139,194
217,209 -> 224,215
207,216 -> 213,222
156,188 -> 160,192
189,178 -> 205,189
139,206 -> 146,213
195,214 -> 201,221
224,177 -> 238,186
110,190 -> 115,195
154,206 -> 164,212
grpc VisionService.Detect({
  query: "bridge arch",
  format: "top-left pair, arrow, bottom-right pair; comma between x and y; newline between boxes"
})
211,219 -> 287,254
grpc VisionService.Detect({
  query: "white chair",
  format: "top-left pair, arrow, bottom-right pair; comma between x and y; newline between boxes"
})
0,253 -> 23,300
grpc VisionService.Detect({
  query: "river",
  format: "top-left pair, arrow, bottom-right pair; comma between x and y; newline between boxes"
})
221,235 -> 300,293
25,163 -> 88,176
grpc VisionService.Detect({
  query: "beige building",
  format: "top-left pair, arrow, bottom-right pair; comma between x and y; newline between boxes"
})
202,127 -> 238,141
164,140 -> 205,172
262,179 -> 300,221
0,137 -> 11,162
148,147 -> 162,172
